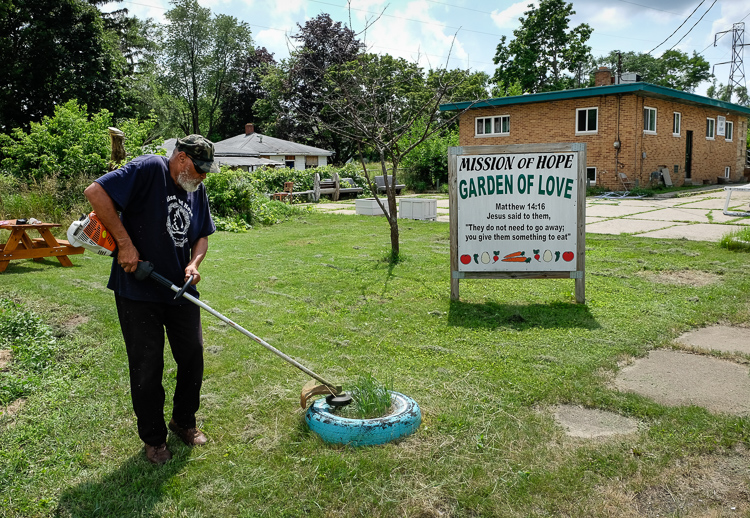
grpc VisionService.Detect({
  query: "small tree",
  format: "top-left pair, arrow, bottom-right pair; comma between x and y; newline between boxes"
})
292,52 -> 476,258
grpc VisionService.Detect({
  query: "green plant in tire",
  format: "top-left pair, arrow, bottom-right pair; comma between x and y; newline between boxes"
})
338,374 -> 393,419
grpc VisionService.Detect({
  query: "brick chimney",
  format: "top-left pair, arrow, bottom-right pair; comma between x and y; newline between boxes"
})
245,123 -> 255,135
594,67 -> 613,87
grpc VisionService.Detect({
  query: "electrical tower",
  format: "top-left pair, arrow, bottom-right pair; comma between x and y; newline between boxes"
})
713,23 -> 747,103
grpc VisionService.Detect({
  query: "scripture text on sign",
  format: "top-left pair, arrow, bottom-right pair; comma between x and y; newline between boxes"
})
457,152 -> 578,272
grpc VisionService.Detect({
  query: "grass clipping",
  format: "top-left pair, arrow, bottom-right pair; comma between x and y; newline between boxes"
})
335,374 -> 393,419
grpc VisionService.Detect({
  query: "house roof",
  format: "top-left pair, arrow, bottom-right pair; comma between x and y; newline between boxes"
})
160,138 -> 284,168
214,132 -> 333,157
439,82 -> 750,117
215,156 -> 284,168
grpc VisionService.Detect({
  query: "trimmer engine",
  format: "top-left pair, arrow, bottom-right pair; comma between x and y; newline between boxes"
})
67,212 -> 117,256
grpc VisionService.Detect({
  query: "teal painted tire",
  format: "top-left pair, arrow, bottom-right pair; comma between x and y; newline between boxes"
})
305,391 -> 421,446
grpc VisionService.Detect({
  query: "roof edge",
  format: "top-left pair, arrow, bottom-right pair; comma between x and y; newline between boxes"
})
439,82 -> 750,116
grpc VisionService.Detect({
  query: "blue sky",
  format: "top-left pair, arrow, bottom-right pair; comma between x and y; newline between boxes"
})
103,0 -> 750,97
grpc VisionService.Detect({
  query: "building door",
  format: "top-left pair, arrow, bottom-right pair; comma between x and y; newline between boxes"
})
685,130 -> 693,179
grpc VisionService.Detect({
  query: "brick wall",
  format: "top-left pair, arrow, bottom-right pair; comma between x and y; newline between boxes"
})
458,93 -> 748,190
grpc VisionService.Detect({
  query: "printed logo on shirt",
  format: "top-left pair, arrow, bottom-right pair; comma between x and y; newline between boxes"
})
166,196 -> 193,247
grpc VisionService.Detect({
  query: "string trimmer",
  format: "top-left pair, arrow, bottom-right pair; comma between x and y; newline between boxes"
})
133,261 -> 352,409
68,212 -> 351,408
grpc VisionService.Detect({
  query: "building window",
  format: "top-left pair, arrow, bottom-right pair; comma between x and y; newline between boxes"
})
643,107 -> 657,134
475,115 -> 510,136
726,121 -> 734,141
576,107 -> 597,134
305,156 -> 319,169
706,118 -> 715,140
725,166 -> 731,178
586,167 -> 596,185
672,112 -> 681,136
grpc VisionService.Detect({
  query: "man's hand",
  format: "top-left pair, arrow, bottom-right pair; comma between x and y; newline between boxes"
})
185,265 -> 201,285
117,240 -> 140,273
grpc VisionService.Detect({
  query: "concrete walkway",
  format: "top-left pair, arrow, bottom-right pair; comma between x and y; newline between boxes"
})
312,187 -> 750,242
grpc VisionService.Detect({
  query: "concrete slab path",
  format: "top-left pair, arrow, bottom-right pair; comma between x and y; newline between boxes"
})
311,186 -> 750,242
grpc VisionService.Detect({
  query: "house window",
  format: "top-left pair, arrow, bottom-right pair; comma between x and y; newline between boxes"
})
706,118 -> 715,140
672,112 -> 681,136
305,156 -> 319,169
475,115 -> 510,136
643,107 -> 657,134
725,166 -> 731,178
586,167 -> 596,185
285,155 -> 295,168
726,121 -> 734,141
576,107 -> 597,134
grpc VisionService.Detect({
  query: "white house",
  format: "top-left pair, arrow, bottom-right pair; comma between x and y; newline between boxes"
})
161,124 -> 334,172
214,124 -> 333,171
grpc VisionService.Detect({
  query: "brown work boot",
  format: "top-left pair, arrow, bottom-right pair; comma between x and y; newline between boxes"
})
169,418 -> 207,446
145,443 -> 172,465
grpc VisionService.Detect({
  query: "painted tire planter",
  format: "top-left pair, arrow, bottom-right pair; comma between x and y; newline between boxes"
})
305,391 -> 421,446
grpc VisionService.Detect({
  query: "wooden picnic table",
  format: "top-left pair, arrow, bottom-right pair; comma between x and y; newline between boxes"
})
0,219 -> 84,272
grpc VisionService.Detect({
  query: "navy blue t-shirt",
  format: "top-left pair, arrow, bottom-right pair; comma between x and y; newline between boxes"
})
96,154 -> 216,303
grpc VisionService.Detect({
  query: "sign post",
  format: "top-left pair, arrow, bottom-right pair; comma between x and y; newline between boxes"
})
449,143 -> 586,303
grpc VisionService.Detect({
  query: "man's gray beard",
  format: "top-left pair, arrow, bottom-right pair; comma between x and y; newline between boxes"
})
177,168 -> 201,192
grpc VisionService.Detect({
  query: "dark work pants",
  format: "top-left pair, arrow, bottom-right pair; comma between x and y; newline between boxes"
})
115,294 -> 204,446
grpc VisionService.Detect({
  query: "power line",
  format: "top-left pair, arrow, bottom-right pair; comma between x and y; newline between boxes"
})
613,0 -> 682,16
647,0 -> 706,54
666,0 -> 718,52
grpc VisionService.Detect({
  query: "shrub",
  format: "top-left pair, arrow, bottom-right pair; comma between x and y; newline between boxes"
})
400,120 -> 457,190
250,163 -> 369,195
204,167 -> 312,229
0,100 -> 111,184
0,99 -> 165,222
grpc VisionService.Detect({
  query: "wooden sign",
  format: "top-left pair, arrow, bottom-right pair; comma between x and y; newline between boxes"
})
449,143 -> 586,303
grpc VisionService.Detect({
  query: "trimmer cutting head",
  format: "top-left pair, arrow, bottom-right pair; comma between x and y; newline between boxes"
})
325,393 -> 353,408
301,380 -> 352,409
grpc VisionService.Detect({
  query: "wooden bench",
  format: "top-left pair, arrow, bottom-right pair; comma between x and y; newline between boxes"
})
374,175 -> 405,195
312,173 -> 363,202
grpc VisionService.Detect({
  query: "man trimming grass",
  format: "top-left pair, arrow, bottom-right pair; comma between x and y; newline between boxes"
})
83,135 -> 218,464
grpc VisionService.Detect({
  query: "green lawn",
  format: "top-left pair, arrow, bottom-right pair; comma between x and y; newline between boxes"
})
1,213 -> 750,517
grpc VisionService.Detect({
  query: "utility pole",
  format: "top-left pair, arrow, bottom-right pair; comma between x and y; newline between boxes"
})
713,22 -> 748,103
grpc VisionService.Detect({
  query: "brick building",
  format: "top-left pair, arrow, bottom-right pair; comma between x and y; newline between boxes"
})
440,70 -> 750,190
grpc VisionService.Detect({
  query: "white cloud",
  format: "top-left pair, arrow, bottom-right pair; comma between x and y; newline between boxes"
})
491,1 -> 536,30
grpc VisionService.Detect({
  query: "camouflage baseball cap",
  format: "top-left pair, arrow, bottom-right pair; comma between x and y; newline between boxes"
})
176,134 -> 220,174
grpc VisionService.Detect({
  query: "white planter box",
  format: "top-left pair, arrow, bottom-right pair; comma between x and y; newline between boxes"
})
355,198 -> 389,216
398,198 -> 437,221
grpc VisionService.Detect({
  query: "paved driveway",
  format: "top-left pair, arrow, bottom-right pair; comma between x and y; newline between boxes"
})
312,187 -> 750,242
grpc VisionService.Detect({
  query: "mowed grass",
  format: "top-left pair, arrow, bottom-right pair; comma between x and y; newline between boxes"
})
2,212 -> 750,517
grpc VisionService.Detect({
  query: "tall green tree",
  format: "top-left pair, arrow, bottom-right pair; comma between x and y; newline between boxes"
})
594,50 -> 710,92
706,80 -> 748,106
492,0 -> 592,94
214,47 -> 276,139
0,0 -> 130,132
160,0 -> 254,138
260,14 -> 366,163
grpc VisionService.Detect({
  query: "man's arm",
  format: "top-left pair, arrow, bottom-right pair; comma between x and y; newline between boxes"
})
83,182 -> 140,273
186,236 -> 208,285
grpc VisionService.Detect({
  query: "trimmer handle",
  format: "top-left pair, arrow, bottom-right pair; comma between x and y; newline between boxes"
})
134,261 -> 195,300
134,261 -> 174,289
